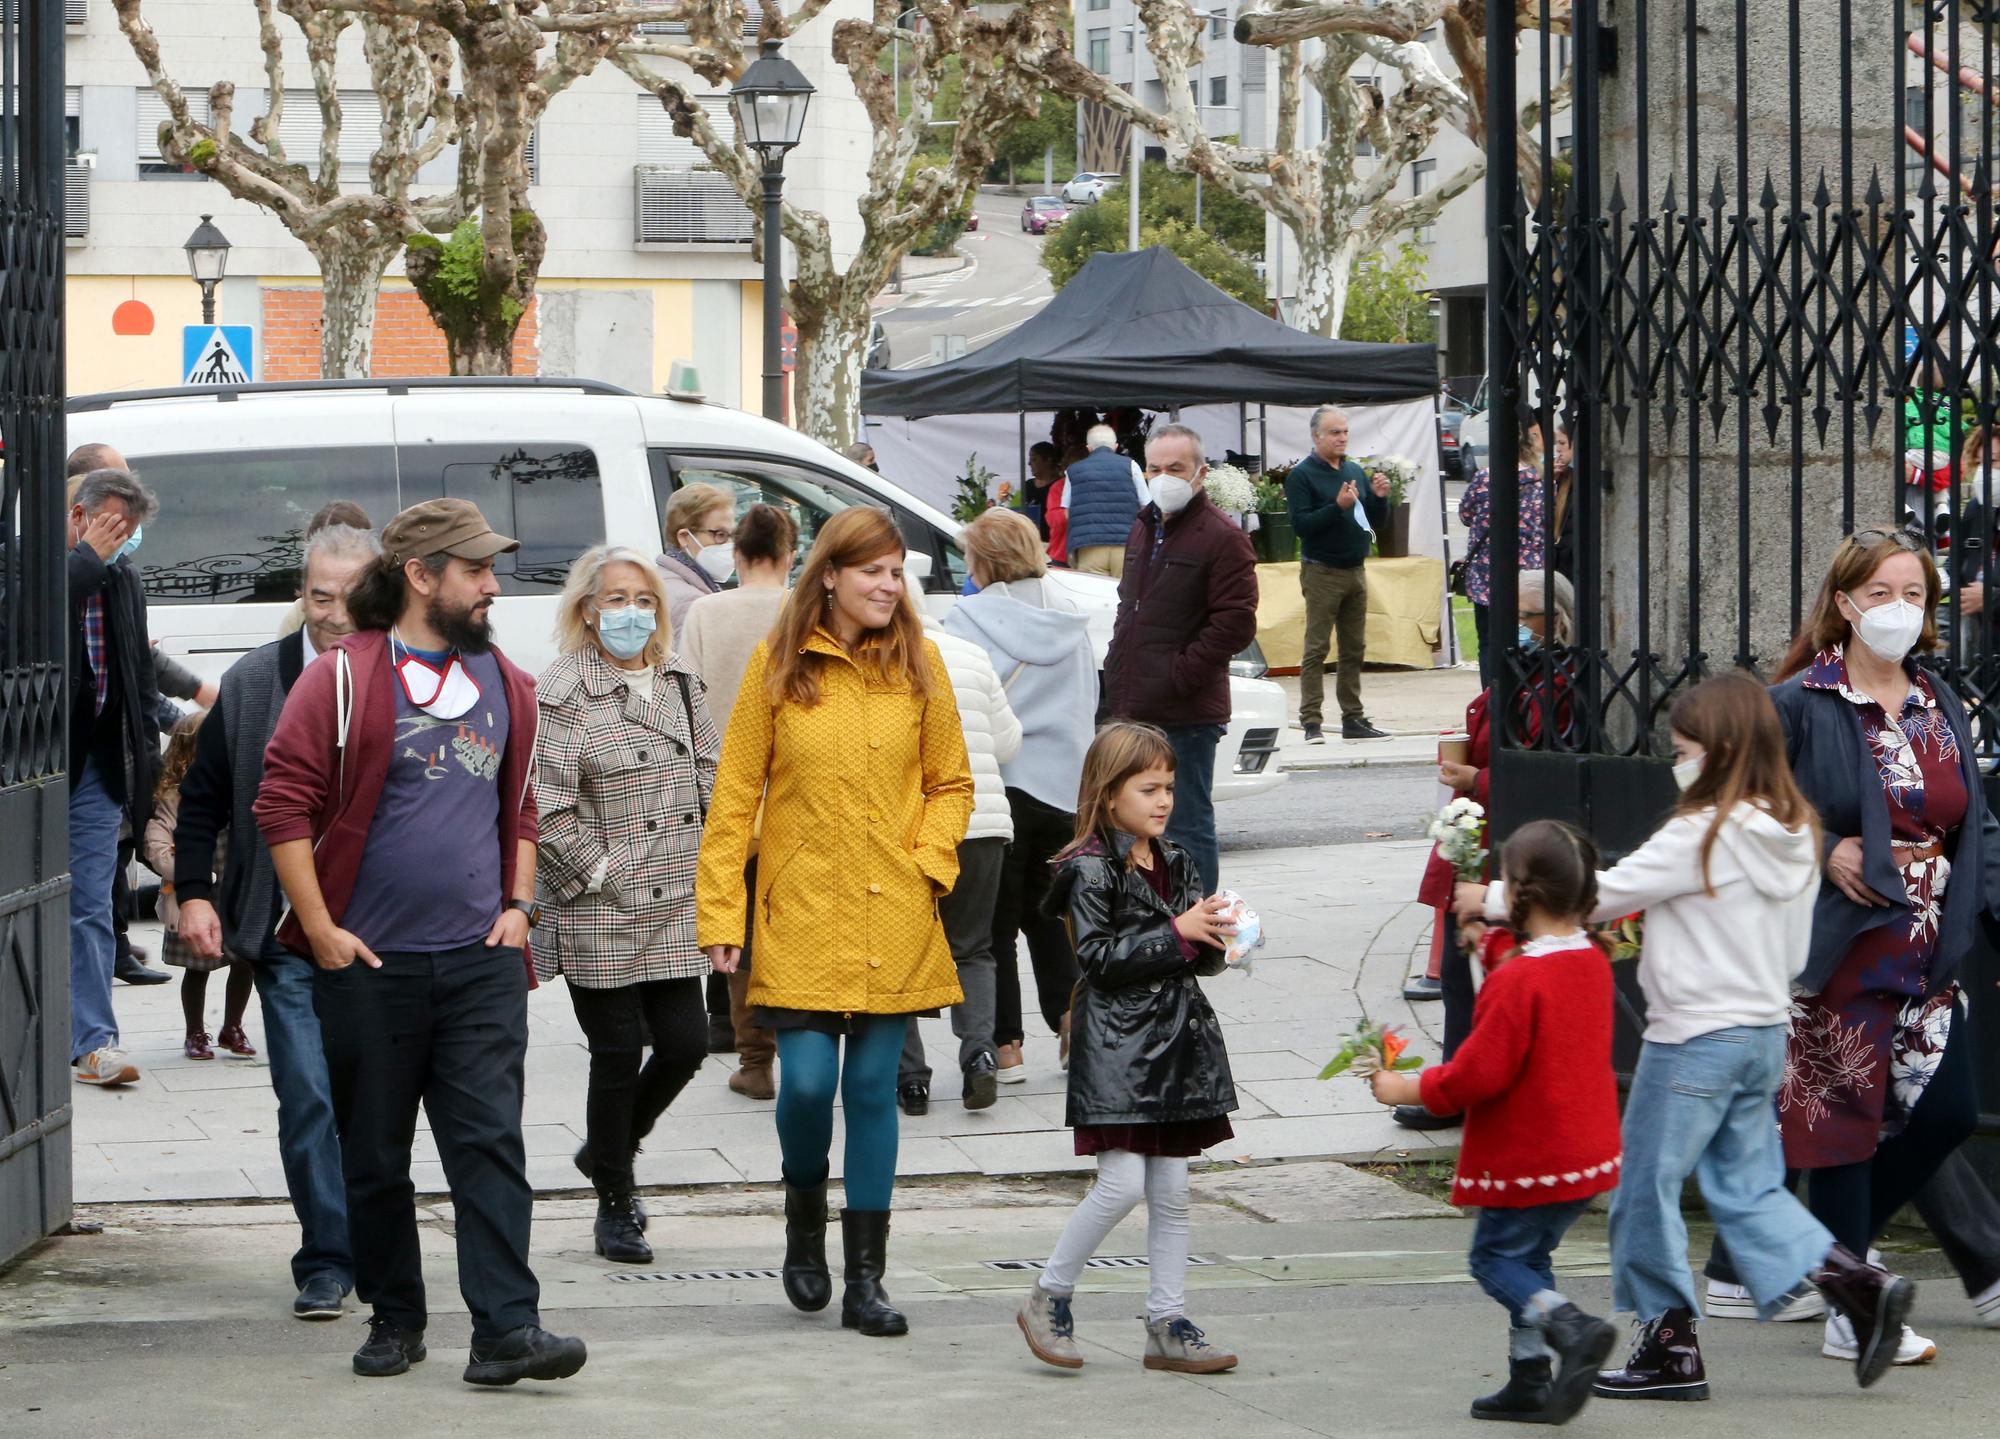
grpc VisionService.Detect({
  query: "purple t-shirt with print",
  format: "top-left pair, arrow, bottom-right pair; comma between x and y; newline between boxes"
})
346,647 -> 509,953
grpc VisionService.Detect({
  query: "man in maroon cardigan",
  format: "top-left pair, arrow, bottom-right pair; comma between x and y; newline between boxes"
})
255,498 -> 586,1388
1102,423 -> 1259,894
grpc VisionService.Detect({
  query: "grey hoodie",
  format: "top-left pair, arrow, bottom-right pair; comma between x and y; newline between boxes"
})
943,577 -> 1096,813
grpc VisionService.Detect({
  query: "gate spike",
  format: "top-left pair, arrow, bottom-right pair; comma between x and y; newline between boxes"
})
1709,397 -> 1728,434
1813,404 -> 1833,444
1609,175 -> 1628,214
1662,175 -> 1679,213
1710,168 -> 1728,212
1611,401 -> 1632,432
1863,401 -> 1883,436
1865,168 -> 1885,208
1761,174 -> 1779,212
1763,401 -> 1783,440
1813,170 -> 1831,210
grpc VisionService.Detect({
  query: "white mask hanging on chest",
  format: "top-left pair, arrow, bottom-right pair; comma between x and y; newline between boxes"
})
392,631 -> 483,719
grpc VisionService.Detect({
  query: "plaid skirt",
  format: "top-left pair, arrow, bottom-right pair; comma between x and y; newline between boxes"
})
161,926 -> 238,973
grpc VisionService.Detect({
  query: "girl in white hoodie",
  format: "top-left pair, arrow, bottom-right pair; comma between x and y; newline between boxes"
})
1456,673 -> 1917,1399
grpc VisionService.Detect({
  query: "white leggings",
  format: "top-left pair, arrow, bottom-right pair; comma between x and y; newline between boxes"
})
1038,1149 -> 1192,1322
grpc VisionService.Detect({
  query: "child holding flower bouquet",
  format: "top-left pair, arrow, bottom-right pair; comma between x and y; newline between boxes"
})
1371,819 -> 1621,1426
1455,673 -> 1918,1398
1016,722 -> 1241,1377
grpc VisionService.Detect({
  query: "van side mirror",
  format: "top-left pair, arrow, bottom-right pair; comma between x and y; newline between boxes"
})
904,550 -> 935,587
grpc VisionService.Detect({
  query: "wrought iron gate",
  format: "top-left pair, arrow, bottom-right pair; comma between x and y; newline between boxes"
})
1483,1 -> 2000,1109
0,0 -> 71,1265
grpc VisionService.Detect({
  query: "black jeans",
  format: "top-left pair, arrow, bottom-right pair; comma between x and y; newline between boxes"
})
993,788 -> 1081,1047
567,975 -> 708,1190
1440,910 -> 1475,1062
313,943 -> 538,1343
1709,1001 -> 1981,1277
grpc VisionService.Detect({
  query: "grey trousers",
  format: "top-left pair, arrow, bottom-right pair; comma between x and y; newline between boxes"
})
901,836 -> 1006,1085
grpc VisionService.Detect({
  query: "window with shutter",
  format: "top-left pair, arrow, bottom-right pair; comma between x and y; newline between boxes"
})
275,90 -> 387,176
634,93 -> 750,244
638,0 -> 761,37
64,0 -> 84,26
137,88 -> 212,175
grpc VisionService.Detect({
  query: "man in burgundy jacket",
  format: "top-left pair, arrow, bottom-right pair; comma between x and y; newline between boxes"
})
1102,423 -> 1259,894
255,498 -> 586,1388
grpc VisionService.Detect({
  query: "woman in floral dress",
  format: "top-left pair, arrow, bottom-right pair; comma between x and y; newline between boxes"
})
1758,525 -> 2000,1363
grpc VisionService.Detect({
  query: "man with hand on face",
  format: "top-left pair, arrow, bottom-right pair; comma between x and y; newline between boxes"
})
66,467 -> 164,1086
173,520 -> 378,1322
1102,423 -> 1259,896
1285,405 -> 1391,744
255,498 -> 587,1388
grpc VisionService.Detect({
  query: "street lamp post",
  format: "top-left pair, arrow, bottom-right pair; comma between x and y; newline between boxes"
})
183,213 -> 231,325
731,39 -> 816,423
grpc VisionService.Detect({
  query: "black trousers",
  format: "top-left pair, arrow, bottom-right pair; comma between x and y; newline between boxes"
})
313,943 -> 538,1343
992,787 -> 1081,1046
567,975 -> 707,1190
1440,910 -> 1475,1062
1708,1002 -> 1981,1280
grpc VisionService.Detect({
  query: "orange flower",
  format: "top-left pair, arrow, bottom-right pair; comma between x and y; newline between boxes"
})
1380,1029 -> 1408,1067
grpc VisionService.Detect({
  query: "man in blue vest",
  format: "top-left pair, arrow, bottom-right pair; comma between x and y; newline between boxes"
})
1285,406 -> 1391,742
1065,424 -> 1150,577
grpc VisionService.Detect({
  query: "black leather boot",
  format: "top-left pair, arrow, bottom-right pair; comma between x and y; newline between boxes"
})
1593,1307 -> 1710,1401
839,1209 -> 908,1337
1470,1356 -> 1554,1421
1809,1243 -> 1915,1389
593,1186 -> 652,1264
782,1180 -> 833,1313
1537,1302 -> 1618,1423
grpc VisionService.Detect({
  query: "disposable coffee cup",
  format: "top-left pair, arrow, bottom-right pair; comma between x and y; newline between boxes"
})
1439,733 -> 1472,766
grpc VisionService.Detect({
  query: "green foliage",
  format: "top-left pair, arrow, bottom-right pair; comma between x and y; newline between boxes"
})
1040,193 -> 1265,309
1128,165 -> 1264,256
403,216 -> 533,367
185,137 -> 217,168
990,94 -> 1077,180
913,212 -> 969,257
952,453 -> 999,523
1340,243 -> 1437,345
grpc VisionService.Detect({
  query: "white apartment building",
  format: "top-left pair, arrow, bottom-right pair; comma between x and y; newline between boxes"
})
1074,0 -> 1269,162
61,0 -> 875,401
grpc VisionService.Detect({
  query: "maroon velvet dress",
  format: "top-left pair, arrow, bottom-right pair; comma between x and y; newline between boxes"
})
1073,855 -> 1236,1159
1779,649 -> 1966,1169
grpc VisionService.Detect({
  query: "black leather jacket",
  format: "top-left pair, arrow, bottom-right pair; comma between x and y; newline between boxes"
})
1044,831 -> 1238,1128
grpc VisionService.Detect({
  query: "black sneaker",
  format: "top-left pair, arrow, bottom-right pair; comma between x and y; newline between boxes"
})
898,1080 -> 930,1117
1392,1103 -> 1462,1131
1342,717 -> 1391,740
962,1053 -> 998,1111
463,1325 -> 589,1387
1402,975 -> 1443,1002
293,1273 -> 348,1321
353,1316 -> 426,1377
1302,723 -> 1326,745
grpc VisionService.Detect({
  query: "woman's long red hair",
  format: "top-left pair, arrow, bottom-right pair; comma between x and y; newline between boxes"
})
763,507 -> 932,707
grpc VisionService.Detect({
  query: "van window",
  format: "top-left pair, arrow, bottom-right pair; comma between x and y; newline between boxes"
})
399,443 -> 604,593
656,451 -> 947,591
126,447 -> 398,604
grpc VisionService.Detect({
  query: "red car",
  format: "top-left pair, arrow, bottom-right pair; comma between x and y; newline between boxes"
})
1021,196 -> 1070,234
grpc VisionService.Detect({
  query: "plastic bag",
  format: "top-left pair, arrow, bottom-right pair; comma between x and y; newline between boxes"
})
1214,888 -> 1265,974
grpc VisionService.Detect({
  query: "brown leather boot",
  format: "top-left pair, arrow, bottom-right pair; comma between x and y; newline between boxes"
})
1593,1307 -> 1710,1401
729,1063 -> 776,1100
729,968 -> 774,1069
1809,1244 -> 1915,1388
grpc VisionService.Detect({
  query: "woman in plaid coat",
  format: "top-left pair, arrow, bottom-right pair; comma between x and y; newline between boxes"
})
534,544 -> 720,1267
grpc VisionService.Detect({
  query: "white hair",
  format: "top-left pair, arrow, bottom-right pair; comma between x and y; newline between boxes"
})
555,544 -> 673,667
1310,405 -> 1350,437
1519,569 -> 1576,646
302,523 -> 380,582
1086,424 -> 1118,450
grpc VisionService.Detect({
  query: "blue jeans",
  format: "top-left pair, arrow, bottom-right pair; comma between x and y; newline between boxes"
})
1163,723 -> 1224,896
257,939 -> 352,1290
68,758 -> 123,1060
1612,1026 -> 1833,1321
1468,1199 -> 1590,1323
774,1018 -> 905,1209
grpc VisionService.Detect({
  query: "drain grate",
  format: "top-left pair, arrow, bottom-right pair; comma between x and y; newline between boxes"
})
982,1255 -> 1213,1272
607,1268 -> 785,1283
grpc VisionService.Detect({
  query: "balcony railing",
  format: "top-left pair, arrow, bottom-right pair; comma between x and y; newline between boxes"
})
65,162 -> 89,237
633,165 -> 752,246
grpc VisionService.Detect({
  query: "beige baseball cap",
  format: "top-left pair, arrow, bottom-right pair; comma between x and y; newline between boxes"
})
381,498 -> 519,566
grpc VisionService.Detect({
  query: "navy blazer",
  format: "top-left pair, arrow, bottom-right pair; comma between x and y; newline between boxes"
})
1770,665 -> 2000,995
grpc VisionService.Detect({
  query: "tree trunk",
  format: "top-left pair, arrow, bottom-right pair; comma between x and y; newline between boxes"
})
455,327 -> 516,375
793,292 -> 872,450
1291,228 -> 1361,338
310,238 -> 398,378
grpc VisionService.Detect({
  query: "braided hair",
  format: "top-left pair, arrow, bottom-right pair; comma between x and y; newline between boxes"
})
1500,820 -> 1600,937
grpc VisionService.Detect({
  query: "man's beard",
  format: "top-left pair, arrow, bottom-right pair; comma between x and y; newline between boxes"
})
427,591 -> 494,654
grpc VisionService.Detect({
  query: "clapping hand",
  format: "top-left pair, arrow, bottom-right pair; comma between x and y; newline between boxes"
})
1336,479 -> 1360,509
1370,472 -> 1392,498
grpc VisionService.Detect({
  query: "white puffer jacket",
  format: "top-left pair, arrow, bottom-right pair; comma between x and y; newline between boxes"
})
923,616 -> 1022,844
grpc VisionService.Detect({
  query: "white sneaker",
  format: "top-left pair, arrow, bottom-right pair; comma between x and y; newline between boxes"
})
1705,1279 -> 1825,1322
1971,1276 -> 2000,1329
1821,1312 -> 1937,1365
75,1047 -> 139,1086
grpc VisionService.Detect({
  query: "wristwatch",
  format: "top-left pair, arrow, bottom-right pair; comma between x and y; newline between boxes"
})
508,898 -> 542,926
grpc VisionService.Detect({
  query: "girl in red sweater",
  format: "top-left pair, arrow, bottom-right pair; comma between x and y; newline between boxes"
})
1370,820 -> 1620,1426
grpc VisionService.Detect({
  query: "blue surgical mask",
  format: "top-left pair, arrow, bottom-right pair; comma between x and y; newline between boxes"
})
597,605 -> 657,661
116,524 -> 144,561
1517,624 -> 1539,652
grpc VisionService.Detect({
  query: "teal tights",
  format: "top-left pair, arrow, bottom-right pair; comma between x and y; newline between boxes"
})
774,1018 -> 906,1209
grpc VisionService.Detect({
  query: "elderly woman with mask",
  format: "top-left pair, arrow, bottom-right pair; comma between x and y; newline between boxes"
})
657,483 -> 739,635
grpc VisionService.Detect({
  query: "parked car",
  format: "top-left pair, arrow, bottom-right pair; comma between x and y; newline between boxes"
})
1060,172 -> 1120,205
963,210 -> 980,231
1438,391 -> 1471,477
70,378 -> 1287,802
1021,196 -> 1071,234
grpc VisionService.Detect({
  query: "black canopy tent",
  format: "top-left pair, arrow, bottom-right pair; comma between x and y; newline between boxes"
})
859,246 -> 1438,419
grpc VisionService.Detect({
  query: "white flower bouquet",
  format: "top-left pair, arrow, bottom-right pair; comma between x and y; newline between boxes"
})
1356,453 -> 1421,506
1205,463 -> 1257,517
1426,796 -> 1488,880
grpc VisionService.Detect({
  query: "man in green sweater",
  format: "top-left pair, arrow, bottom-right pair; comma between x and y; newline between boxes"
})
1285,406 -> 1391,742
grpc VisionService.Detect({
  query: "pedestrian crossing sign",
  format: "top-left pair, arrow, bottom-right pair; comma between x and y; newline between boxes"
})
182,325 -> 254,386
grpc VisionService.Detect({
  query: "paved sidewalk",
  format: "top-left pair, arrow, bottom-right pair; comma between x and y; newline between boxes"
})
1271,667 -> 1481,772
73,841 -> 1454,1205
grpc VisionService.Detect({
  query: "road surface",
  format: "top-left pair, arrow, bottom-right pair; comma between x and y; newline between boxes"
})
876,188 -> 1059,370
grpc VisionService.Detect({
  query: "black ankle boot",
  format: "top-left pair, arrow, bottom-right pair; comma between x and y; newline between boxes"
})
593,1187 -> 652,1264
839,1209 -> 908,1337
1538,1302 -> 1618,1423
1470,1356 -> 1554,1421
1593,1306 -> 1710,1401
782,1180 -> 833,1313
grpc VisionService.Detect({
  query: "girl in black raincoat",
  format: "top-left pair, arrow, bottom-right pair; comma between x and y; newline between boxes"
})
1014,721 -> 1241,1377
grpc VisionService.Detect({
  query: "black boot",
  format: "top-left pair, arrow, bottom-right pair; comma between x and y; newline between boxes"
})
593,1186 -> 652,1264
782,1180 -> 833,1313
578,1142 -> 648,1231
1593,1307 -> 1710,1401
1470,1357 -> 1554,1422
1537,1302 -> 1618,1423
839,1209 -> 908,1337
1808,1243 -> 1916,1389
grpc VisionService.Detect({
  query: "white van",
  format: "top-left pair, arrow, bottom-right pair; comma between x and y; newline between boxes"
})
68,378 -> 1286,801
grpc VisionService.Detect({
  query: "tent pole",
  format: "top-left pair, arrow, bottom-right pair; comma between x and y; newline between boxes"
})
1019,411 -> 1028,495
1238,401 -> 1248,460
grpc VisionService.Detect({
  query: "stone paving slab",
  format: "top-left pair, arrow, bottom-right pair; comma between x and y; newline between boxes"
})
72,839 -> 1449,1204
